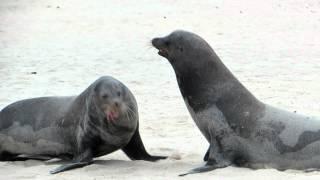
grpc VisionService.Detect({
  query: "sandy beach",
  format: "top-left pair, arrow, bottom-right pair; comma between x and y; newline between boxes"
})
1,0 -> 320,179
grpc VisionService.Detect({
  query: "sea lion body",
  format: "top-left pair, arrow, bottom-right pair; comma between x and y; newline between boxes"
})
152,30 -> 320,174
0,97 -> 75,158
243,105 -> 320,170
0,76 -> 166,173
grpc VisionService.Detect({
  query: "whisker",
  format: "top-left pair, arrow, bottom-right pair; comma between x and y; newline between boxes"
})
126,110 -> 130,121
125,104 -> 137,120
127,106 -> 136,117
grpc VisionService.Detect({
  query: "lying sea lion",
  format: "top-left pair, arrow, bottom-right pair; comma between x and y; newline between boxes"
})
0,76 -> 166,174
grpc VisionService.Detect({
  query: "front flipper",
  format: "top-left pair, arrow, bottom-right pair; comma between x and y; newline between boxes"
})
179,157 -> 231,176
122,125 -> 167,161
203,146 -> 210,161
50,149 -> 93,174
179,162 -> 222,176
50,161 -> 92,174
181,138 -> 231,176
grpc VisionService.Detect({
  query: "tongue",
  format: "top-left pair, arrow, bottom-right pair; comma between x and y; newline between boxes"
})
107,111 -> 119,122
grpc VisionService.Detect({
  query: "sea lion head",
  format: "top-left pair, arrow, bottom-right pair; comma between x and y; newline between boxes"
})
91,76 -> 136,124
151,30 -> 214,73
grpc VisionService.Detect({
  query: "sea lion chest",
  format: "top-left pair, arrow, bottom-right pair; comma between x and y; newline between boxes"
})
177,75 -> 223,141
85,118 -> 138,157
183,97 -> 226,142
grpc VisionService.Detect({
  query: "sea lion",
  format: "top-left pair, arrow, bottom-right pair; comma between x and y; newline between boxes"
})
0,76 -> 166,174
152,30 -> 320,175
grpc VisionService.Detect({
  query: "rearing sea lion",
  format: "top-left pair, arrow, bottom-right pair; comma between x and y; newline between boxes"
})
152,30 -> 320,175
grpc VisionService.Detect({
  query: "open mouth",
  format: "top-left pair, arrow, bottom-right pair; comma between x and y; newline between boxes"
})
107,111 -> 119,122
152,38 -> 169,58
104,108 -> 120,123
158,48 -> 169,57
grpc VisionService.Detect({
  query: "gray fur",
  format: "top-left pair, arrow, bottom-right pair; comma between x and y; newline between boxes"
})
0,76 -> 166,173
0,96 -> 75,157
152,30 -> 320,174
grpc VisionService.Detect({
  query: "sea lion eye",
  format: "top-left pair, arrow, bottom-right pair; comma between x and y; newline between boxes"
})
102,94 -> 109,99
178,47 -> 183,52
117,91 -> 121,97
165,41 -> 170,46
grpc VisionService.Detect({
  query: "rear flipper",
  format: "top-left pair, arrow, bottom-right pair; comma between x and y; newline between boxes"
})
50,149 -> 93,174
0,151 -> 19,161
304,168 -> 320,173
14,155 -> 53,161
0,152 -> 53,161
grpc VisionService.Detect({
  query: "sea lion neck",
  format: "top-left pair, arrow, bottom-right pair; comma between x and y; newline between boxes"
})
60,89 -> 93,127
174,53 -> 263,116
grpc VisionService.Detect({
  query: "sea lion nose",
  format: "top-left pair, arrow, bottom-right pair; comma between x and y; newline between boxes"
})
114,101 -> 119,108
151,38 -> 161,47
